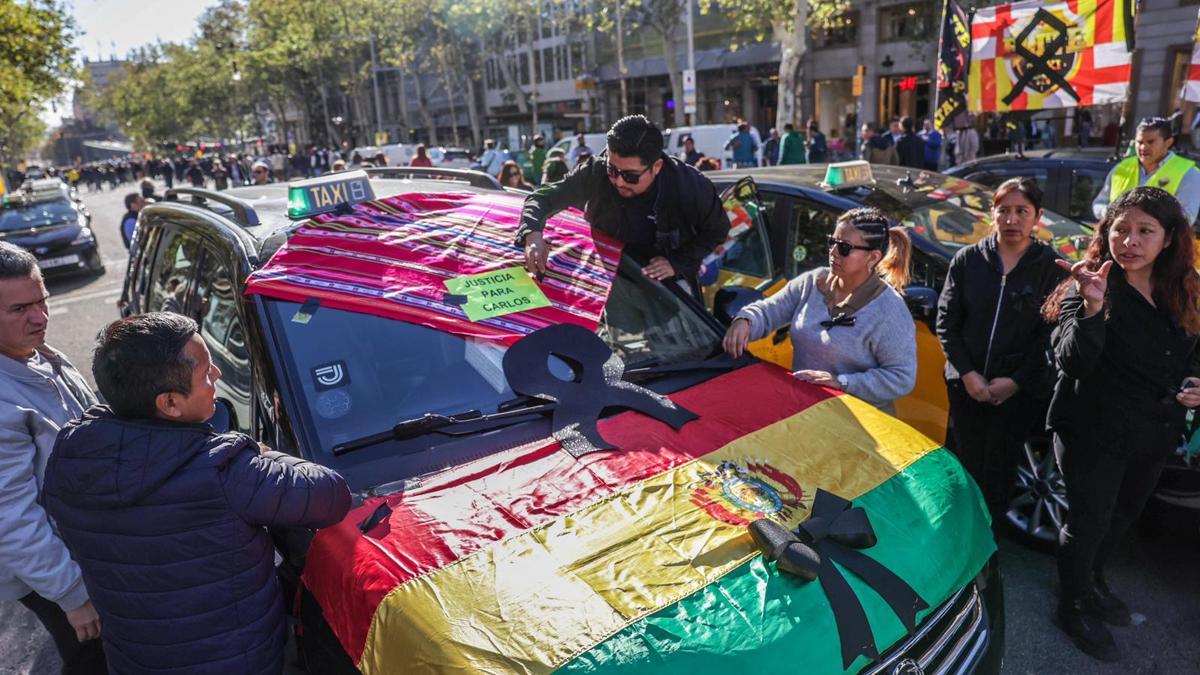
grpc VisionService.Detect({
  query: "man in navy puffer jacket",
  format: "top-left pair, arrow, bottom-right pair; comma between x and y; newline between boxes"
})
44,313 -> 352,674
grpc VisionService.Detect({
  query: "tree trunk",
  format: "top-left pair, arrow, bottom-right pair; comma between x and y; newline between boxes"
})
657,25 -> 686,126
774,0 -> 808,132
316,81 -> 337,146
439,51 -> 462,147
396,61 -> 412,142
616,0 -> 628,116
494,49 -> 530,114
463,68 -> 482,150
412,68 -> 439,146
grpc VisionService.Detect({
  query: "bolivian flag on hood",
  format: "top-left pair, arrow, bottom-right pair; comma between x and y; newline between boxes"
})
303,364 -> 995,674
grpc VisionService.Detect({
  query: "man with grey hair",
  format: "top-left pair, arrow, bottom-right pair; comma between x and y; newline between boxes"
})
0,241 -> 105,673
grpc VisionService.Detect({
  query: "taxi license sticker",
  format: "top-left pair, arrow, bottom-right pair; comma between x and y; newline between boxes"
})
443,265 -> 551,322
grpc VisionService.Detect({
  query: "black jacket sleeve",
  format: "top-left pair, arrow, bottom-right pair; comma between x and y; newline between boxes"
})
515,158 -> 597,246
1052,292 -> 1106,380
936,251 -> 975,378
668,171 -> 730,281
1011,264 -> 1069,391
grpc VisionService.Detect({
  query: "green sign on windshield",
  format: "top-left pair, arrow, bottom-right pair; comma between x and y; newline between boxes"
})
444,265 -> 551,322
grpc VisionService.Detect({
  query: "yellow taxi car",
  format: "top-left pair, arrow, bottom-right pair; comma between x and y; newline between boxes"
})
703,162 -> 1089,443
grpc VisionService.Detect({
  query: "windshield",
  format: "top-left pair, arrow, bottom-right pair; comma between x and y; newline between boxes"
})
264,259 -> 721,483
0,200 -> 77,232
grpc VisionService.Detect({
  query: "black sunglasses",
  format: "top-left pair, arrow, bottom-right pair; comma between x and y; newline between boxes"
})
606,162 -> 652,185
828,236 -> 874,257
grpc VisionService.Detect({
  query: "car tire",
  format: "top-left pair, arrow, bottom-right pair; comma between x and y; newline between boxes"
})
1004,435 -> 1067,551
296,585 -> 361,675
85,249 -> 105,276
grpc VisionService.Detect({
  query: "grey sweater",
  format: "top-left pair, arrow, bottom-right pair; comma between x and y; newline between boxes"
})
735,268 -> 917,410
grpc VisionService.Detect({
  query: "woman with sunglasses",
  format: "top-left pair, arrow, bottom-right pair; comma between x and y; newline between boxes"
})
498,160 -> 533,192
1042,187 -> 1200,661
723,208 -> 916,413
935,177 -> 1067,521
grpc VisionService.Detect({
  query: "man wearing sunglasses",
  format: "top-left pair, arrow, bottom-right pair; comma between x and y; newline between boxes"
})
516,115 -> 729,289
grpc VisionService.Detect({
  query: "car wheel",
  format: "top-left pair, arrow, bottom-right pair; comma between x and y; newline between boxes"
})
85,249 -> 105,275
1004,436 -> 1067,550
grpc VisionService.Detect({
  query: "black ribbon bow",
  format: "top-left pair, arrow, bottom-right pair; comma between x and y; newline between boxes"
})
820,312 -> 857,330
749,489 -> 929,669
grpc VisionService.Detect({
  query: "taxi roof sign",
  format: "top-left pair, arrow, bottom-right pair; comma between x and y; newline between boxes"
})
287,170 -> 375,220
819,160 -> 875,190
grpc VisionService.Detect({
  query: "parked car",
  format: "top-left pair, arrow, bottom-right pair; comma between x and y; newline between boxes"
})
706,161 -> 1200,548
120,166 -> 1002,675
0,178 -> 103,276
348,143 -> 411,166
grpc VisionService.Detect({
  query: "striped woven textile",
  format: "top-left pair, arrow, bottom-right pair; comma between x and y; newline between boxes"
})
244,191 -> 622,344
302,363 -> 996,674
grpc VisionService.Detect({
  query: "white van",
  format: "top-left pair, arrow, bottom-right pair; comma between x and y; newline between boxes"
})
349,144 -> 412,167
550,133 -> 608,163
665,124 -> 762,168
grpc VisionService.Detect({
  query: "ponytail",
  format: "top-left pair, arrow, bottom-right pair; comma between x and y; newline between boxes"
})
878,227 -> 911,291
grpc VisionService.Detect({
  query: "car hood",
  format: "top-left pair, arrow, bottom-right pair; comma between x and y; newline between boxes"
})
303,363 -> 995,674
0,221 -> 80,249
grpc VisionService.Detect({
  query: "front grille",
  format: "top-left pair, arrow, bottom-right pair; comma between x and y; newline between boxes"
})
862,582 -> 990,675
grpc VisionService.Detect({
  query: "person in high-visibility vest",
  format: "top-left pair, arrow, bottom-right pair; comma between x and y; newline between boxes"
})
1093,116 -> 1200,224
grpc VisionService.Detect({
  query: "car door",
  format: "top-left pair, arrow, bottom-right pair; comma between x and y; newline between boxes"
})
699,177 -> 775,306
190,243 -> 254,435
144,227 -> 204,316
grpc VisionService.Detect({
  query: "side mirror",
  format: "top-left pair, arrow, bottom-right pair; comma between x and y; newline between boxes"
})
904,285 -> 938,322
209,398 -> 237,434
713,286 -> 764,325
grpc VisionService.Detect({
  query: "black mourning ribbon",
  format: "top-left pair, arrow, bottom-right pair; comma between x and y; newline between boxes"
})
1003,8 -> 1079,105
749,489 -> 929,669
820,312 -> 857,330
502,324 -> 697,457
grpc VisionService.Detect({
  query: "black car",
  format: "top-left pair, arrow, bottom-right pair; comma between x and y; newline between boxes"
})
119,168 -> 1003,674
945,148 -> 1128,225
0,179 -> 104,276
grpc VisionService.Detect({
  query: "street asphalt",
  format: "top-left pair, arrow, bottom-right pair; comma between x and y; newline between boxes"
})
1,181 -> 1198,674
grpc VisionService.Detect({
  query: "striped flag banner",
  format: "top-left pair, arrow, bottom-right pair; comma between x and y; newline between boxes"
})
1182,10 -> 1200,103
303,364 -> 997,674
969,0 -> 1136,112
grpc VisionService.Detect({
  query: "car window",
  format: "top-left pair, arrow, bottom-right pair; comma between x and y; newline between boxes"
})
264,258 -> 723,465
147,230 -> 203,315
964,167 -> 1049,194
1069,169 -> 1107,222
784,198 -> 841,277
709,178 -> 772,280
193,248 -> 252,434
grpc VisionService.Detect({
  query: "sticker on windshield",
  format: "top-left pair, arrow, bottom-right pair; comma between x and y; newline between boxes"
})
311,360 -> 350,391
443,265 -> 551,322
316,389 -> 352,419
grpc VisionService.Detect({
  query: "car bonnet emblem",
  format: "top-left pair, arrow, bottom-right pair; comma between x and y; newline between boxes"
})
892,658 -> 925,675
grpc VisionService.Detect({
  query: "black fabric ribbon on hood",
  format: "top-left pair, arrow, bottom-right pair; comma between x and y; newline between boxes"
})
819,312 -> 857,330
748,489 -> 929,669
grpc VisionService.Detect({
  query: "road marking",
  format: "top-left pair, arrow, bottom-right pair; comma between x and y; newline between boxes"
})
49,286 -> 123,307
49,306 -> 70,316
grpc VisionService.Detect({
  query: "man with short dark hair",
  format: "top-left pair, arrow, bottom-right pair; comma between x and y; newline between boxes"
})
1093,116 -> 1200,223
43,312 -> 352,675
517,114 -> 730,288
121,193 -> 144,250
0,242 -> 106,674
896,116 -> 926,169
778,123 -> 806,165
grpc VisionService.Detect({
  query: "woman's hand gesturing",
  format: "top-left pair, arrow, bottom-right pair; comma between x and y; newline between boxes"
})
1055,258 -> 1112,318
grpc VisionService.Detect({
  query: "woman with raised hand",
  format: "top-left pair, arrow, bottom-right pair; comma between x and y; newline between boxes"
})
936,177 -> 1068,520
1043,186 -> 1200,662
723,207 -> 916,413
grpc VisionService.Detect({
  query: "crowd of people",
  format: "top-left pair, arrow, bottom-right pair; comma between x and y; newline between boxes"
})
2,112 -> 1198,673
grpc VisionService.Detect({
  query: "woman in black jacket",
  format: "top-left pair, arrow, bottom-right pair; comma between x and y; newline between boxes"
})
1043,186 -> 1200,661
936,177 -> 1067,519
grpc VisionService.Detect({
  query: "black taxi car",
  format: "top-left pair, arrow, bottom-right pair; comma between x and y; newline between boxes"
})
1,178 -> 103,276
119,168 -> 1002,675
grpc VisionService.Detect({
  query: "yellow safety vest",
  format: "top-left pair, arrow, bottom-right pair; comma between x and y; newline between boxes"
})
1110,153 -> 1196,201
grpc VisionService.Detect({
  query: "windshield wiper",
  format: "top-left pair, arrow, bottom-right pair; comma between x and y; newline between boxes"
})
332,398 -> 556,456
622,352 -> 753,380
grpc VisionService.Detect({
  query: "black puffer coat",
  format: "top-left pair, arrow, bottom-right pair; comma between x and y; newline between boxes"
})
44,407 -> 351,675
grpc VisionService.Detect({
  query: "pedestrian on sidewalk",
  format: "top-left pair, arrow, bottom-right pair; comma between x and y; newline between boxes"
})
1043,186 -> 1200,662
44,312 -> 352,675
185,159 -> 204,188
763,128 -> 781,166
518,114 -> 730,292
778,123 -> 806,165
211,160 -> 230,191
805,121 -> 828,163
725,122 -> 759,168
936,178 -> 1067,520
723,207 -> 916,413
862,123 -> 899,165
410,144 -> 433,167
0,242 -> 106,674
251,161 -> 271,186
529,135 -> 547,182
956,121 -> 980,164
921,118 -> 943,171
120,193 -> 145,250
896,116 -> 925,169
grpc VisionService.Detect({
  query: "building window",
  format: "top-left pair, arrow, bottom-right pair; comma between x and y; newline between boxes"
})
486,60 -> 495,90
813,10 -> 858,47
534,50 -> 542,83
543,48 -> 555,81
519,53 -> 530,85
569,43 -> 582,78
879,2 -> 935,43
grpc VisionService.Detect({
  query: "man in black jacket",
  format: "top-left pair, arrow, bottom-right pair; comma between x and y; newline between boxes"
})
517,115 -> 730,289
895,116 -> 926,169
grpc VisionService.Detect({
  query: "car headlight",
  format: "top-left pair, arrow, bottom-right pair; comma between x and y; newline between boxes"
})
70,227 -> 95,246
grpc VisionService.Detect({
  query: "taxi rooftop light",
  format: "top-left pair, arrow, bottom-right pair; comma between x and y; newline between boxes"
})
820,160 -> 876,190
287,170 -> 376,220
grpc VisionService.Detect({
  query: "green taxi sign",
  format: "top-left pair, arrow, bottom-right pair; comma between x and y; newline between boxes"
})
287,170 -> 376,220
820,160 -> 875,190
